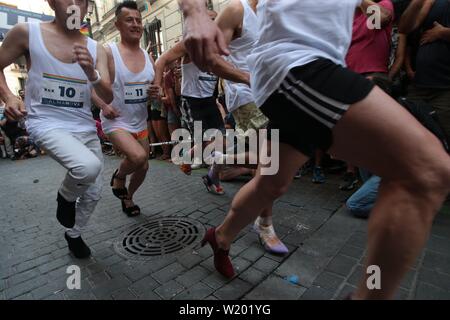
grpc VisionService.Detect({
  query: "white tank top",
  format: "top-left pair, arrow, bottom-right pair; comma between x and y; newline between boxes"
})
25,22 -> 97,137
247,0 -> 362,107
224,0 -> 258,112
181,62 -> 218,98
100,43 -> 154,133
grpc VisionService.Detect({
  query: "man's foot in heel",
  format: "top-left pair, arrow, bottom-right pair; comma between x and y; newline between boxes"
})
64,232 -> 91,259
201,228 -> 235,278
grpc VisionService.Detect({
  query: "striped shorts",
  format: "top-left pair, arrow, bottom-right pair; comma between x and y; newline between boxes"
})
260,58 -> 374,157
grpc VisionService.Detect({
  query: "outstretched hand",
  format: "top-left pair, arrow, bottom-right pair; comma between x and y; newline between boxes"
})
183,11 -> 230,72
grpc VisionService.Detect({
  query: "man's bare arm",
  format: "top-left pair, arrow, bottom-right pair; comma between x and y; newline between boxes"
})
421,22 -> 450,44
92,44 -> 113,104
207,0 -> 249,85
154,42 -> 187,87
210,57 -> 250,85
0,24 -> 29,120
399,0 -> 435,34
440,28 -> 450,42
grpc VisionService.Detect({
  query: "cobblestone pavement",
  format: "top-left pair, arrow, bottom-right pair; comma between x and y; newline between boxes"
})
1,155 -> 449,300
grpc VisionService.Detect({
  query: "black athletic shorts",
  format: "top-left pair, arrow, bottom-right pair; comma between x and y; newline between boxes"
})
181,96 -> 225,134
260,58 -> 375,157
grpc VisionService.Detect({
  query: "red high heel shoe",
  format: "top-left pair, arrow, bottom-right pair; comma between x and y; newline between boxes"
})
201,228 -> 235,279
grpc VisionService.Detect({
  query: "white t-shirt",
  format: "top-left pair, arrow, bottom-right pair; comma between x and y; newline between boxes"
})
247,0 -> 362,107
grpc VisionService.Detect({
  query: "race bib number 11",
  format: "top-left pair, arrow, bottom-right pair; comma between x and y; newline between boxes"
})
41,73 -> 86,108
124,81 -> 149,104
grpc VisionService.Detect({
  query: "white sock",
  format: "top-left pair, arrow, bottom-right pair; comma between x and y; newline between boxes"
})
258,216 -> 272,227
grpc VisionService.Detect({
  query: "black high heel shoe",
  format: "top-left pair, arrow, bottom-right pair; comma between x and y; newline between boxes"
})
110,169 -> 128,200
121,197 -> 141,217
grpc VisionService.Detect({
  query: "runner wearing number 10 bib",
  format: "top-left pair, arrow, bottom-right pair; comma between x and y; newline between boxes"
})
0,0 -> 113,259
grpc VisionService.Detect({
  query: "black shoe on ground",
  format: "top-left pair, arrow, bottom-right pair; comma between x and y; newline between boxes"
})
57,192 -> 76,228
339,172 -> 359,191
64,232 -> 91,259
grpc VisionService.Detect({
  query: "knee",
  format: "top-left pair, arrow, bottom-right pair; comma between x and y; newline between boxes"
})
129,150 -> 148,167
258,177 -> 290,200
73,157 -> 102,184
141,160 -> 149,172
407,162 -> 450,196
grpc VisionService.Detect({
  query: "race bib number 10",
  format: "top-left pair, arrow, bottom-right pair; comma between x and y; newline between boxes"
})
124,81 -> 149,104
41,73 -> 86,108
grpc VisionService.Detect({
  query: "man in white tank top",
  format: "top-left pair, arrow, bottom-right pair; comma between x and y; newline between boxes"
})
0,0 -> 113,259
152,8 -> 240,177
180,0 -> 450,299
92,1 -> 155,218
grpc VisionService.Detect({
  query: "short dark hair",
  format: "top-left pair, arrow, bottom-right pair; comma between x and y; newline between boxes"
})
115,1 -> 139,17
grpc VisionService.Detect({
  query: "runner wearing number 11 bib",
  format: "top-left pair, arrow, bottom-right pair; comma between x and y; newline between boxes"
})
93,1 -> 155,218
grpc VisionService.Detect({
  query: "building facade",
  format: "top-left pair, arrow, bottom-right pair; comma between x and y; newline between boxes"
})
92,0 -> 230,58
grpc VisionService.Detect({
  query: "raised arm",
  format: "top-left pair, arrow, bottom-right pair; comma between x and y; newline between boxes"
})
0,24 -> 29,120
208,0 -> 250,85
178,0 -> 229,71
153,41 -> 187,89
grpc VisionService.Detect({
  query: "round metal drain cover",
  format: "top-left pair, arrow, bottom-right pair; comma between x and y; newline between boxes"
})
114,217 -> 205,261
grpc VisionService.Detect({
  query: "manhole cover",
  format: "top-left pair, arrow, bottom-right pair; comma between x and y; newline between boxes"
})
114,217 -> 205,261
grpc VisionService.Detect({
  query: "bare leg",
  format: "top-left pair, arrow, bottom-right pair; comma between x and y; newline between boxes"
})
108,131 -> 148,207
219,167 -> 255,181
128,138 -> 150,199
314,149 -> 324,167
212,86 -> 450,299
328,87 -> 450,299
153,120 -> 171,159
168,121 -> 180,137
215,143 -> 309,248
147,120 -> 157,157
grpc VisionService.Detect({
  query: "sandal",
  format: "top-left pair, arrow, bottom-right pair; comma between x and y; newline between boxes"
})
121,197 -> 141,217
110,169 -> 128,200
202,175 -> 225,195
